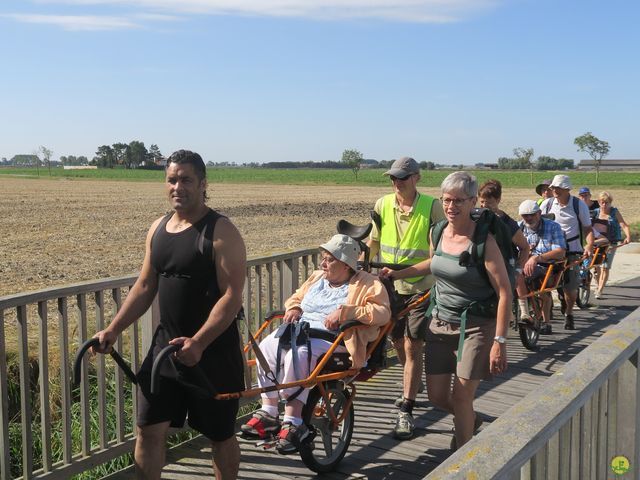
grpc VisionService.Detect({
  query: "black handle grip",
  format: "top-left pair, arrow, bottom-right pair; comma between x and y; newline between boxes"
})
151,344 -> 181,396
368,261 -> 408,271
73,338 -> 99,386
73,338 -> 137,386
339,320 -> 361,332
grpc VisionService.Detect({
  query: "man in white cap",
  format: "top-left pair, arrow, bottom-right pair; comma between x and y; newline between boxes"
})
367,156 -> 444,439
540,175 -> 594,330
516,200 -> 567,333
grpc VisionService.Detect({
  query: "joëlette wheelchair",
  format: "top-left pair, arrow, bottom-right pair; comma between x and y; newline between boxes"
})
73,216 -> 429,473
514,259 -> 567,351
576,243 -> 614,308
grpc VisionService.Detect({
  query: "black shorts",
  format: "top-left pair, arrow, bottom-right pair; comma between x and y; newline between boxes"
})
390,292 -> 430,341
136,329 -> 245,442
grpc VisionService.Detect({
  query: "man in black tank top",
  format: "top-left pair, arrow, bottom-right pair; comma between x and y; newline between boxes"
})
92,150 -> 246,480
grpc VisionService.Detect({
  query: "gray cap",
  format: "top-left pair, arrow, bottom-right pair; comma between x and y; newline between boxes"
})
550,174 -> 572,190
518,199 -> 541,215
384,157 -> 420,179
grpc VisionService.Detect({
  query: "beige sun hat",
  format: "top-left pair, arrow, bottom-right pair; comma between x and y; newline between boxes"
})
319,234 -> 361,270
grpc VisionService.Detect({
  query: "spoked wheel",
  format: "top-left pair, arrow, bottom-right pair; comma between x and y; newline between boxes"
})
299,382 -> 354,473
576,268 -> 591,309
518,296 -> 542,351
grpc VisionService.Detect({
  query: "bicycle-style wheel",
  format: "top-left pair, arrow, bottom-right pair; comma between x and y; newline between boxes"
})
518,295 -> 542,351
299,382 -> 354,473
576,268 -> 591,308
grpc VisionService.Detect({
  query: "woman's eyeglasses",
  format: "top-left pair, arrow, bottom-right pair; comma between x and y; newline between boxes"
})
440,196 -> 471,207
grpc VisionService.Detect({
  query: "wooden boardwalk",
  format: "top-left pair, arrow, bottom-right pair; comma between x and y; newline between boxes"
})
106,278 -> 640,479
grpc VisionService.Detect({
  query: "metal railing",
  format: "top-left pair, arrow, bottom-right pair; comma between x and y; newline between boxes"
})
427,307 -> 640,480
0,248 -> 319,480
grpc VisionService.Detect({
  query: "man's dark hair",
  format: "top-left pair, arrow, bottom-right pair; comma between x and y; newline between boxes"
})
165,150 -> 206,181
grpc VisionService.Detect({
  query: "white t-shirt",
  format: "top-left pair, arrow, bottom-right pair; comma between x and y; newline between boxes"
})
540,196 -> 592,253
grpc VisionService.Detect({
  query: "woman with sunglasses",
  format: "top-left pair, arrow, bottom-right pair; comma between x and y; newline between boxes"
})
381,171 -> 511,452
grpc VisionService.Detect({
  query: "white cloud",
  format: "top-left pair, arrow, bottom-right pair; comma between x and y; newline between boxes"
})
33,0 -> 500,23
2,13 -> 140,30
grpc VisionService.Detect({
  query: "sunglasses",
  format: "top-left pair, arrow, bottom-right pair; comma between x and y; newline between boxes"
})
390,175 -> 413,182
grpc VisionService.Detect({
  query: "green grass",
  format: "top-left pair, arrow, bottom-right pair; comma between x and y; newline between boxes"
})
2,166 -> 640,187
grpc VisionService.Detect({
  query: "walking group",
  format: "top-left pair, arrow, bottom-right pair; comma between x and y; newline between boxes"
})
90,150 -> 631,479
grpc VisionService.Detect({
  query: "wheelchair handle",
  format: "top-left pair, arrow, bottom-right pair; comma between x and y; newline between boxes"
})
73,338 -> 137,387
151,343 -> 218,399
151,343 -> 181,395
367,261 -> 408,271
339,320 -> 361,332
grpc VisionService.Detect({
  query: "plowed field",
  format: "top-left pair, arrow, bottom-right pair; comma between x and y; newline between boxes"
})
1,177 -> 638,297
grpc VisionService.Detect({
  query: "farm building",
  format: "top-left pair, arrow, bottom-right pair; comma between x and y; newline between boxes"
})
578,159 -> 640,170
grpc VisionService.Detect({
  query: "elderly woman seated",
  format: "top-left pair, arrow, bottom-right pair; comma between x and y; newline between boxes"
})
241,234 -> 391,454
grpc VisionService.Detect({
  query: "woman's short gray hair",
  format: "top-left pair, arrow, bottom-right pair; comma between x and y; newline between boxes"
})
441,171 -> 478,198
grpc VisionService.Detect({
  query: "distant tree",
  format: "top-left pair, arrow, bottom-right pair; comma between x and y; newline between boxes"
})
147,144 -> 163,165
574,132 -> 610,185
11,154 -> 39,167
125,141 -> 147,169
95,145 -> 115,168
419,161 -> 436,170
513,147 -> 534,184
37,146 -> 53,175
78,155 -> 89,165
341,149 -> 364,180
112,142 -> 128,166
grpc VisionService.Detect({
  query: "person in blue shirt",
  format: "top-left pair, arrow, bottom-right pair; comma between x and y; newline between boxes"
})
516,200 -> 566,334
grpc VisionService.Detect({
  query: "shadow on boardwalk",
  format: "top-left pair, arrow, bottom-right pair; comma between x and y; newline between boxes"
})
106,278 -> 640,479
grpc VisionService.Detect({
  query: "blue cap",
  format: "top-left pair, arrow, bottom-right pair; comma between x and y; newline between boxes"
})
579,187 -> 590,195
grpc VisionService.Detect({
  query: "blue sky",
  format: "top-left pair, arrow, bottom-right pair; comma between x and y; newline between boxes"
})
1,0 -> 638,165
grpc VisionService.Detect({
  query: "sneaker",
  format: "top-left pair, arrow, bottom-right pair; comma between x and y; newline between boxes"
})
518,312 -> 533,326
539,323 -> 552,335
564,315 -> 575,330
393,411 -> 415,440
595,291 -> 603,299
394,381 -> 425,407
275,422 -> 310,454
240,410 -> 281,439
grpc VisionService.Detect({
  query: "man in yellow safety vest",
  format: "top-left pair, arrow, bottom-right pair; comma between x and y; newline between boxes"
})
367,156 -> 444,440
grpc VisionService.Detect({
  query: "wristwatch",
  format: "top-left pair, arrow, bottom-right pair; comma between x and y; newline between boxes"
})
493,335 -> 507,344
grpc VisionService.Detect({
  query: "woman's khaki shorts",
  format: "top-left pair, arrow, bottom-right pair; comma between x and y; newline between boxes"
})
425,316 -> 495,381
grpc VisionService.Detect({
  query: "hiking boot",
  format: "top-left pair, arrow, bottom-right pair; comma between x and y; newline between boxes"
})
564,315 -> 575,330
240,410 -> 281,439
275,422 -> 310,454
450,412 -> 483,451
393,411 -> 415,440
394,381 -> 424,407
539,323 -> 552,335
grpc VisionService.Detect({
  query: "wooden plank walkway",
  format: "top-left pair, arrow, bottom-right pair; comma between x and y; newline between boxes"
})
106,277 -> 640,479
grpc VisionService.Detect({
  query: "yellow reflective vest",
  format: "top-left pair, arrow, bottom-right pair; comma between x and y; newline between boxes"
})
379,193 -> 433,284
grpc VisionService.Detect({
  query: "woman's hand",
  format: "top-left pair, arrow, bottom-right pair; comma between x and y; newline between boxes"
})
489,343 -> 507,374
324,309 -> 341,330
283,307 -> 302,323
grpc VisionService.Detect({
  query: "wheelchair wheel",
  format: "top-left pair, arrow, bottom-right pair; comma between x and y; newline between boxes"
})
518,296 -> 542,351
576,268 -> 591,309
299,382 -> 354,473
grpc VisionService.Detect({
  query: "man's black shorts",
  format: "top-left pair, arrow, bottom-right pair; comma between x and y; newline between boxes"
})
136,336 -> 244,442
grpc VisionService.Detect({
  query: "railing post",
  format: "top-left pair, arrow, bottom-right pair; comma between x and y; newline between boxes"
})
0,309 -> 9,480
617,351 -> 638,476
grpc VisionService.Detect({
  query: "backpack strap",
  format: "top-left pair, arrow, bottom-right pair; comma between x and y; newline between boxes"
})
571,196 -> 584,246
471,221 -> 490,281
431,219 -> 448,252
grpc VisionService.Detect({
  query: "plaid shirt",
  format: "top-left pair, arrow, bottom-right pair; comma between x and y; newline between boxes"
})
518,217 -> 566,255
